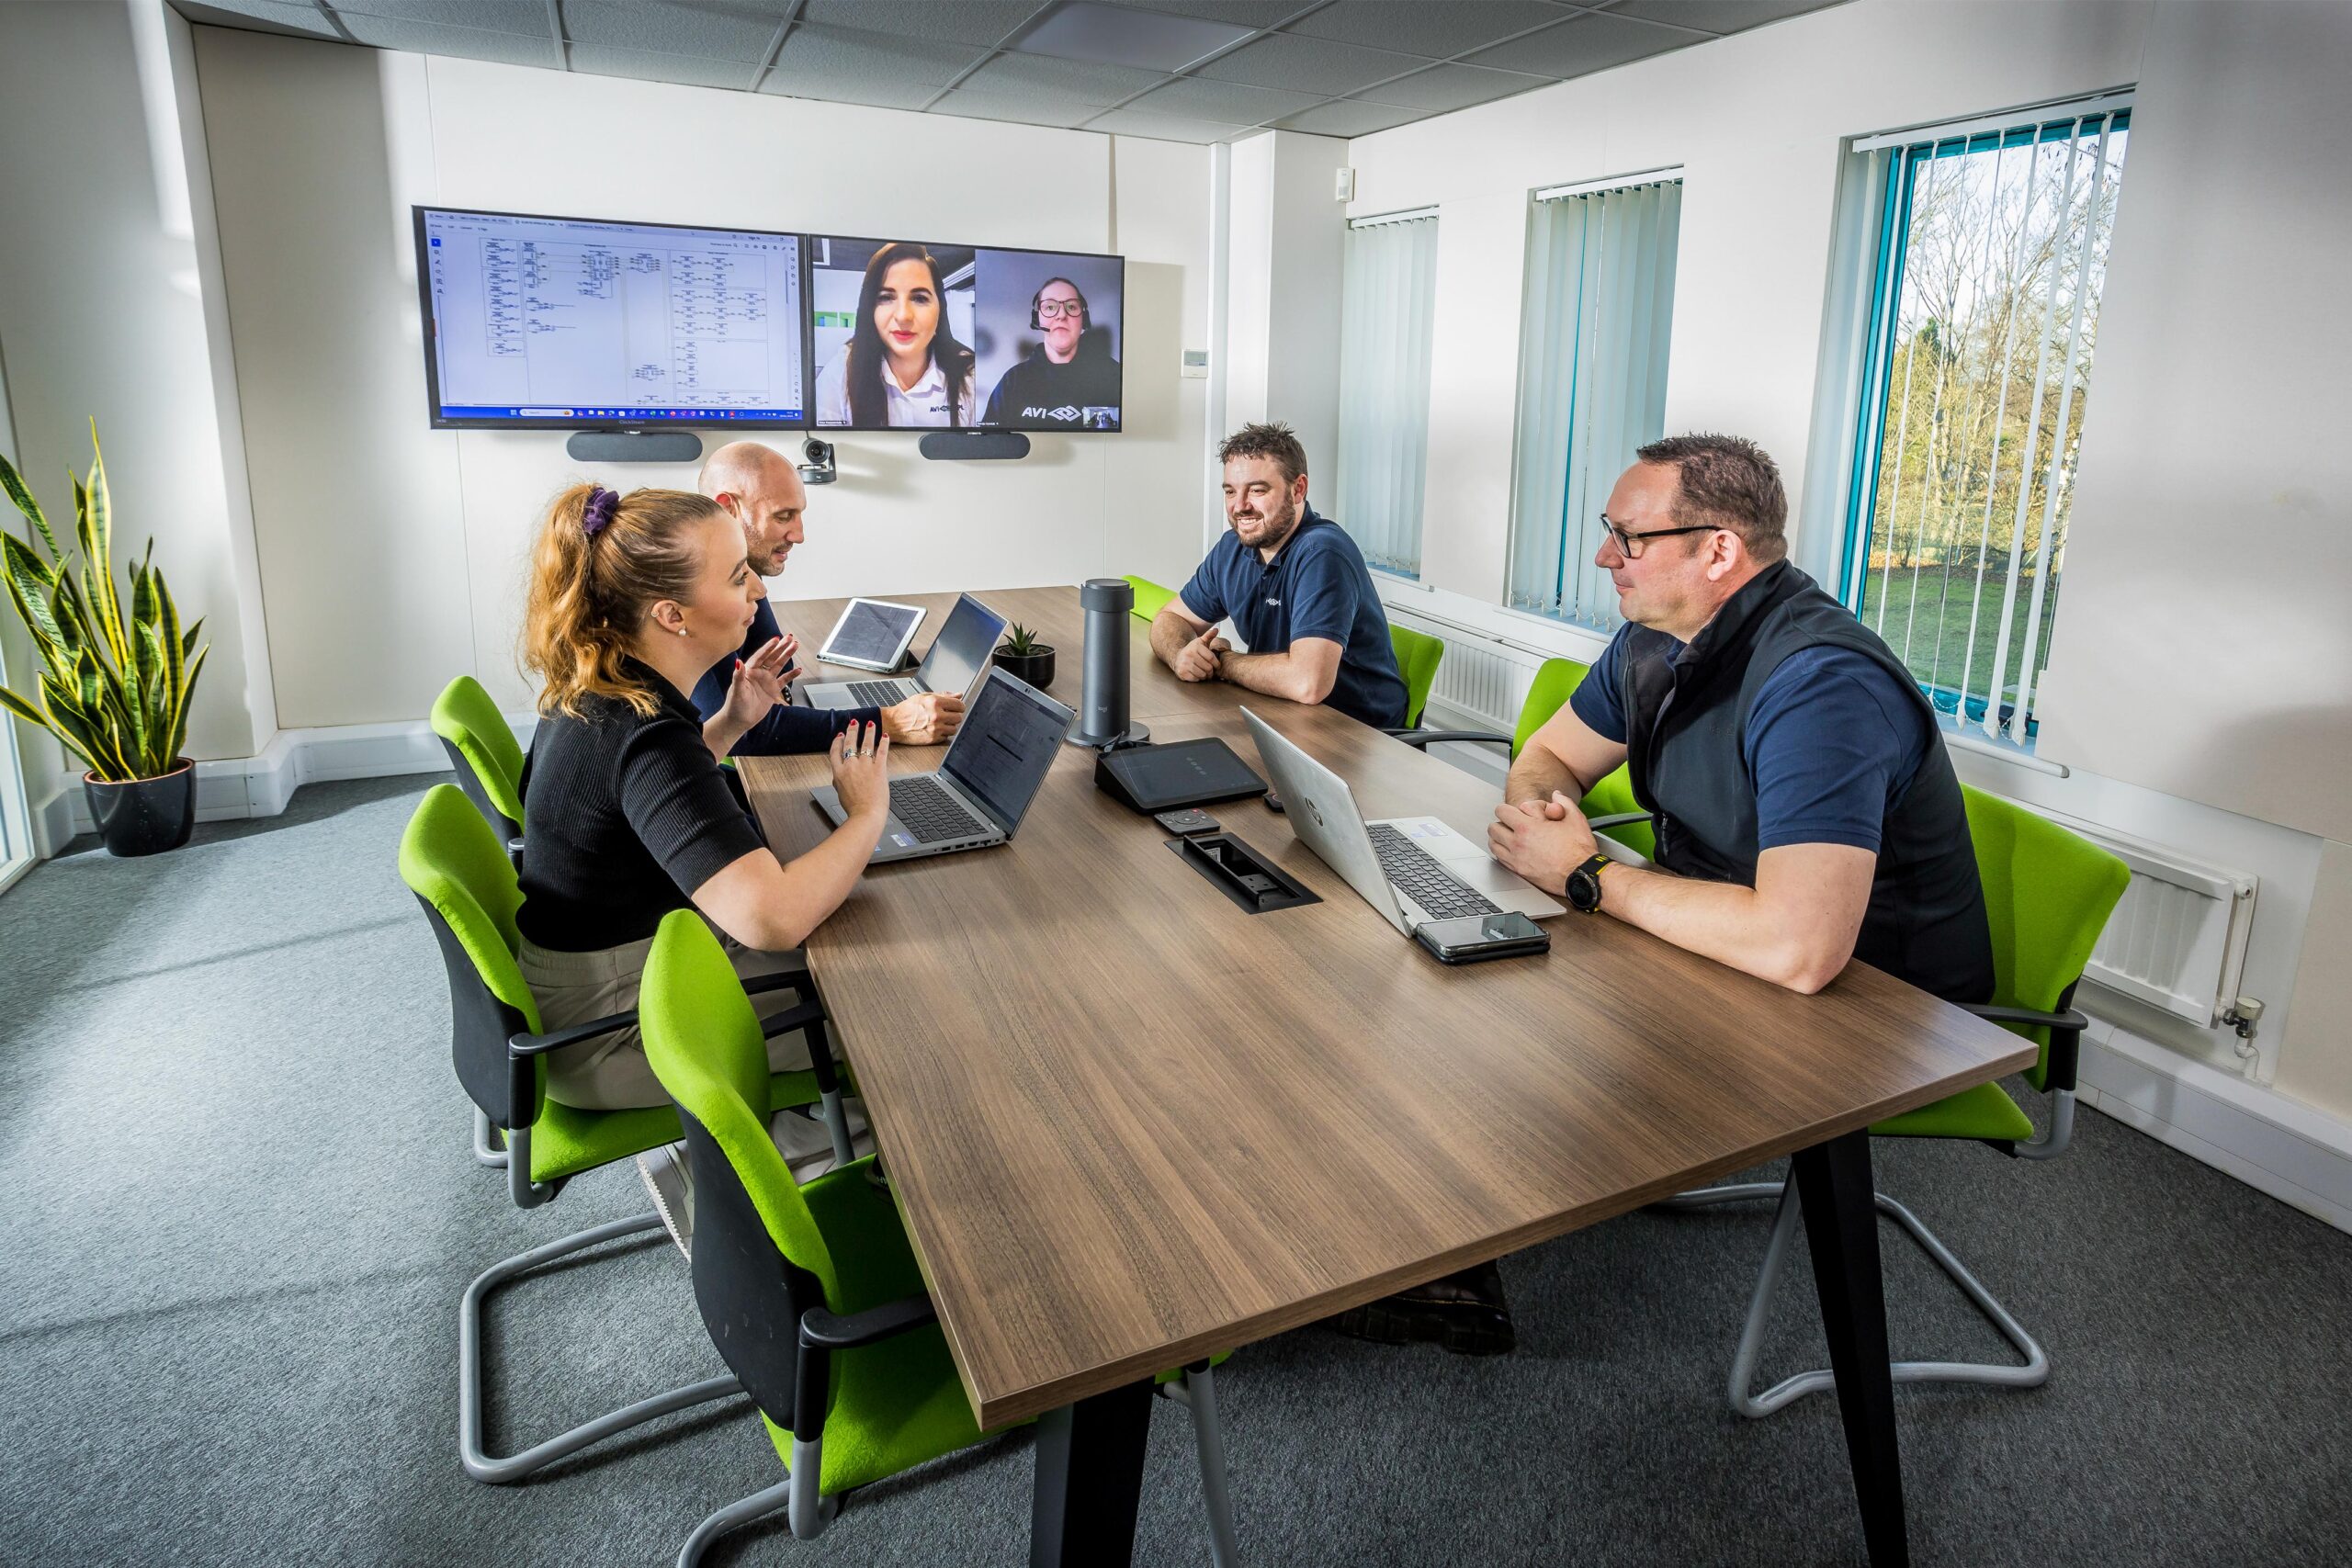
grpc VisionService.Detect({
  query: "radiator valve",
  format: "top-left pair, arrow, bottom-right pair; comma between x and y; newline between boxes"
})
2221,996 -> 2266,1066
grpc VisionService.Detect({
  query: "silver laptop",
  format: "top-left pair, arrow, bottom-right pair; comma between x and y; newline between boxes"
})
812,668 -> 1074,863
799,592 -> 1007,711
1239,707 -> 1565,935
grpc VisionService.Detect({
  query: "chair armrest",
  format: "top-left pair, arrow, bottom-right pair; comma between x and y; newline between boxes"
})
799,1291 -> 938,1350
760,999 -> 828,1043
1385,728 -> 1515,752
505,973 -> 808,1056
1962,987 -> 2089,1094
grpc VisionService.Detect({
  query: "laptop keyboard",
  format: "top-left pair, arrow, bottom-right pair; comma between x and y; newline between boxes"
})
847,679 -> 914,706
1366,823 -> 1501,920
888,774 -> 989,844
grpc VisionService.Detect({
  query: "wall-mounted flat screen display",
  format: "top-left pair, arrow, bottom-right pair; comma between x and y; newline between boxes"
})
808,235 -> 1123,432
414,206 -> 809,428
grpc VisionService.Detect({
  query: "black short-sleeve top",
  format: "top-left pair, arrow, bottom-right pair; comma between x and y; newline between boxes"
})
516,660 -> 767,952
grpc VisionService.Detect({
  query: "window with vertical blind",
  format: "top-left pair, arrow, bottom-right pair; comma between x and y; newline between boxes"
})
1505,174 -> 1681,632
1842,96 -> 2131,744
1330,209 -> 1439,578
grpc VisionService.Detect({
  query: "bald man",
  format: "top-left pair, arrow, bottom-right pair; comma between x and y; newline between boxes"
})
692,441 -> 964,752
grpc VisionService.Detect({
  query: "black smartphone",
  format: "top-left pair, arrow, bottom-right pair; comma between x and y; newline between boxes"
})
1411,910 -> 1551,964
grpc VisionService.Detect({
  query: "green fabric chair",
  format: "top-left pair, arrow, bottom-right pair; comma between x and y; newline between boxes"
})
1385,624 -> 1443,731
1666,784 -> 2131,1416
399,784 -> 854,1483
639,909 -> 1241,1566
1395,654 -> 1655,860
430,675 -> 526,850
1125,573 -> 1178,623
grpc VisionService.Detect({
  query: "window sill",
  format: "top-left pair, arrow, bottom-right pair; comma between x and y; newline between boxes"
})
1939,715 -> 2068,778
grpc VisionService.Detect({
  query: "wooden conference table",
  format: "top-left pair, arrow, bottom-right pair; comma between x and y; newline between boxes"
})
742,584 -> 2034,1567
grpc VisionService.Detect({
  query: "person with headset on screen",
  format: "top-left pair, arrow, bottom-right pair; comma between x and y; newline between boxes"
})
812,242 -> 978,428
691,440 -> 964,750
981,274 -> 1122,430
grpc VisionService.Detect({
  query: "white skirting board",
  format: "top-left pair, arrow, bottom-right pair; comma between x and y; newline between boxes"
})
30,712 -> 538,851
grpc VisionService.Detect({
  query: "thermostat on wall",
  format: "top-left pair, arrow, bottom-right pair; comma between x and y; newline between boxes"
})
1182,349 -> 1210,379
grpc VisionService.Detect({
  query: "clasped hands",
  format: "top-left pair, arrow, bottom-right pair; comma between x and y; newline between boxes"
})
1173,623 -> 1233,682
1487,790 -> 1599,897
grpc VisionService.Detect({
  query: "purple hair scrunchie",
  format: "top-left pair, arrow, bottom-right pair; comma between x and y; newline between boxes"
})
580,485 -> 619,537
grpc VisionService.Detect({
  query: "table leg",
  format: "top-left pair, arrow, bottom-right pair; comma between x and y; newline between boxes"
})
1791,1131 -> 1909,1568
1030,1377 -> 1153,1568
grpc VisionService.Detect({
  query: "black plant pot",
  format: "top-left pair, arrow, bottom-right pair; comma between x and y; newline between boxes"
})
991,646 -> 1056,691
84,759 -> 198,857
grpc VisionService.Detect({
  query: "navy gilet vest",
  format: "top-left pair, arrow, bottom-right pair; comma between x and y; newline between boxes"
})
1616,561 -> 1994,1004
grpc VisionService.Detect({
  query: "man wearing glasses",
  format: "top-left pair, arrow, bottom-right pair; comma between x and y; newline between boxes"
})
1488,434 -> 1993,1005
981,276 -> 1122,430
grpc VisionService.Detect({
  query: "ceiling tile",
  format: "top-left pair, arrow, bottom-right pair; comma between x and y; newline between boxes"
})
1461,11 -> 1688,76
1354,61 -> 1551,112
957,51 -> 1170,107
763,22 -> 988,98
799,0 -> 1049,49
174,2 -> 345,40
1127,74 -> 1325,124
1272,97 -> 1428,137
927,87 -> 1103,129
1193,31 -> 1427,96
1011,1 -> 1252,73
1081,105 -> 1253,143
332,13 -> 564,67
1284,0 -> 1568,61
331,1 -> 551,33
560,2 -> 781,62
1090,0 -> 1305,26
1601,0 -> 1848,36
564,43 -> 759,89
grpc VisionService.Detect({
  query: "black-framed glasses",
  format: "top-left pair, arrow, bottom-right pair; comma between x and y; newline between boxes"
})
1036,299 -> 1085,320
1597,513 -> 1715,560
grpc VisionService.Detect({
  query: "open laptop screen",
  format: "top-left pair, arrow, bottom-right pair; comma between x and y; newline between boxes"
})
916,594 -> 1008,697
943,671 -> 1070,833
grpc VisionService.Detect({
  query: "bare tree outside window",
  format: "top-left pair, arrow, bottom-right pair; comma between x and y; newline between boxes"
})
1851,113 -> 2129,742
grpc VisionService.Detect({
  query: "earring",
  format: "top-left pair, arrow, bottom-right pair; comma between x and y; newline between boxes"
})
677,626 -> 688,637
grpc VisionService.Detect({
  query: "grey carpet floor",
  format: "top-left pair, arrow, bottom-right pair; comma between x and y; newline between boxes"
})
4,773 -> 2348,1567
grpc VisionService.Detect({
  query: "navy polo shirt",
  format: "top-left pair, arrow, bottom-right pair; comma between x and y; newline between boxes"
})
1178,505 -> 1408,729
1568,629 -> 1935,854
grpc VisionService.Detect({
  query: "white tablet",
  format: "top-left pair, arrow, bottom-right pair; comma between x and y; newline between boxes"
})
817,598 -> 925,673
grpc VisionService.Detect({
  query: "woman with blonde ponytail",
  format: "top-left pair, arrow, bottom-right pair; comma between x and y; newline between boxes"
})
512,481 -> 891,1122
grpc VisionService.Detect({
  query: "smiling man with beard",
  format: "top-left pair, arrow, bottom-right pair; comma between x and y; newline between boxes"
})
1149,422 -> 1408,729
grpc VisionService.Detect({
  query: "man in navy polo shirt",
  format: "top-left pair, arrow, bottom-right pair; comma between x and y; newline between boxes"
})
1150,422 -> 1408,730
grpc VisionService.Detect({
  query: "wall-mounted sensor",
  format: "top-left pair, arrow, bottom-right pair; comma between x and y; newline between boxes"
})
799,437 -> 837,485
1182,349 -> 1209,379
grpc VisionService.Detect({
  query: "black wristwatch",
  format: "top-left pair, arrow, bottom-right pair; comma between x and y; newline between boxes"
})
1566,852 -> 1612,914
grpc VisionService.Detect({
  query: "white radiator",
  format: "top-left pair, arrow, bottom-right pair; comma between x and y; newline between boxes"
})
1392,609 -> 2260,1033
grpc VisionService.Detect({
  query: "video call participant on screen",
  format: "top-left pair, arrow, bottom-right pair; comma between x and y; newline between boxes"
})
812,242 -> 978,428
981,276 -> 1121,430
1488,434 -> 1994,1004
514,482 -> 893,1113
1150,422 -> 1408,729
694,441 -> 964,750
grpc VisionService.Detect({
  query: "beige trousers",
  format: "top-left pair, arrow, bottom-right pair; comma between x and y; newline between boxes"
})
517,919 -> 819,1111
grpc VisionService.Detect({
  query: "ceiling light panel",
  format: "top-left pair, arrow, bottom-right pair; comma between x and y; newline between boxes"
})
1011,1 -> 1253,73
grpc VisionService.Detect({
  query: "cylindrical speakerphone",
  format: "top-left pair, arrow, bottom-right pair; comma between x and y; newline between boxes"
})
1065,578 -> 1150,750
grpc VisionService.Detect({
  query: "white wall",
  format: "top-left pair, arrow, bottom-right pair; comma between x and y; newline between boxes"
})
0,1 -> 274,818
1223,130 -> 1349,503
188,27 -> 1214,721
1335,0 -> 2352,1121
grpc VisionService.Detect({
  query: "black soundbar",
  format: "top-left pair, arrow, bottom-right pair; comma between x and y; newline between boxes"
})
565,430 -> 705,464
919,431 -> 1031,461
